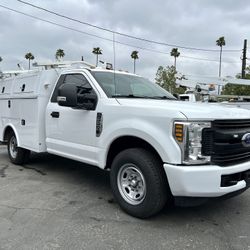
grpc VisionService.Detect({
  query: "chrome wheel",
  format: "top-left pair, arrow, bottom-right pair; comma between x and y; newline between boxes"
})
117,164 -> 146,205
9,136 -> 18,159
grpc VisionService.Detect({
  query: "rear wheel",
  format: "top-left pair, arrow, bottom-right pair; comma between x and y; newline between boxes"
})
110,148 -> 171,218
7,132 -> 30,165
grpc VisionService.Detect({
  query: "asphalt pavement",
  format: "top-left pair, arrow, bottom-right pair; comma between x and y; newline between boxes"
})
0,145 -> 249,250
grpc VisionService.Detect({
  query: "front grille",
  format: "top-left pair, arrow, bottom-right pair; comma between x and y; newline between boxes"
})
212,119 -> 250,129
202,119 -> 250,166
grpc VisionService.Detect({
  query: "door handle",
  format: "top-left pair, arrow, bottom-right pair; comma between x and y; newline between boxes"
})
51,111 -> 60,118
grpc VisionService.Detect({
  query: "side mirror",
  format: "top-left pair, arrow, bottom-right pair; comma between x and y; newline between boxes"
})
57,83 -> 97,110
77,92 -> 97,110
57,84 -> 77,107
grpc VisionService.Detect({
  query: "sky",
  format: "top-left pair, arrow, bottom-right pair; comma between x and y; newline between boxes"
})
0,0 -> 250,81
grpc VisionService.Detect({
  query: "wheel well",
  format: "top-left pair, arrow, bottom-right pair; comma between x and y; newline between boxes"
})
106,136 -> 163,169
3,126 -> 14,142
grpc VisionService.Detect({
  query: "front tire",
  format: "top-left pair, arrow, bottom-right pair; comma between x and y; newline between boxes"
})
7,132 -> 30,165
110,148 -> 171,218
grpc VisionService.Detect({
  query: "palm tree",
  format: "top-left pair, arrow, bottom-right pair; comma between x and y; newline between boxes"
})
170,48 -> 180,69
0,56 -> 2,62
55,49 -> 65,61
25,52 -> 35,70
92,47 -> 102,66
131,51 -> 139,74
216,36 -> 226,77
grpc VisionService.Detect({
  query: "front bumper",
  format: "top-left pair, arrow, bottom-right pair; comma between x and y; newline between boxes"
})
164,161 -> 250,197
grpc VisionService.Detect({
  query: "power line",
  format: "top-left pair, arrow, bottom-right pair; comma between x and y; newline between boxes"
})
0,5 -> 173,54
180,55 -> 241,64
0,4 -> 241,65
0,5 -> 113,41
17,0 -> 241,53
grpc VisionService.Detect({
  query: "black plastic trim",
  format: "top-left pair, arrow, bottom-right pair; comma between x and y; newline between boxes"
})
174,186 -> 249,207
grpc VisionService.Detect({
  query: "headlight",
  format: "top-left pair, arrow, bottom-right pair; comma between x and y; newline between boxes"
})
174,121 -> 211,165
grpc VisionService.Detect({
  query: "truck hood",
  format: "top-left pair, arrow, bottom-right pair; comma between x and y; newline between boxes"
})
116,99 -> 250,120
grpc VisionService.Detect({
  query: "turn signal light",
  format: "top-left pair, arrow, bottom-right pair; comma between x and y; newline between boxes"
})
175,123 -> 183,142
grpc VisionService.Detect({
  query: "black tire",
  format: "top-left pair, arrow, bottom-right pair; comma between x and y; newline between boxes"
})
7,132 -> 30,165
110,148 -> 171,218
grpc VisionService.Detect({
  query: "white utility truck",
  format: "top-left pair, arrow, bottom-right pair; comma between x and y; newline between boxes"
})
0,61 -> 250,218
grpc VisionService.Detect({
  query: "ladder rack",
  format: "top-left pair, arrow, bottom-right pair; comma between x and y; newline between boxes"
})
32,61 -> 96,70
0,70 -> 38,79
0,60 -> 96,79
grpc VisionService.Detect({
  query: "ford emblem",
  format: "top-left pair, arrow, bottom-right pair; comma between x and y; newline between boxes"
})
242,133 -> 250,147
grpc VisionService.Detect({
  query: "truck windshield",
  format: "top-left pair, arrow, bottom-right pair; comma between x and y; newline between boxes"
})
91,71 -> 176,100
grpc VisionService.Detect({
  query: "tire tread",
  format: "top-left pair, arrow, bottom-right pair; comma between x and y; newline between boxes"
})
7,132 -> 30,165
110,148 -> 171,218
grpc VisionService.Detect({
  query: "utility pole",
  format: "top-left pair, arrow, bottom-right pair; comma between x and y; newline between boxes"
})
242,39 -> 247,79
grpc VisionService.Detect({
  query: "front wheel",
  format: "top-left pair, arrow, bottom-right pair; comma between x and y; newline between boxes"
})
7,132 -> 30,165
110,148 -> 171,218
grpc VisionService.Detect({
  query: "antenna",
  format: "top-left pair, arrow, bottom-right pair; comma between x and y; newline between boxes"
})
113,32 -> 117,94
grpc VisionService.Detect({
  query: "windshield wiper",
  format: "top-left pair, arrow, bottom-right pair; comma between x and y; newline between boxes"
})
150,96 -> 175,100
112,94 -> 175,100
112,94 -> 148,98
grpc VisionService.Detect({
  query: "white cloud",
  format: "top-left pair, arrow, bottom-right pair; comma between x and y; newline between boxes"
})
0,0 -> 248,80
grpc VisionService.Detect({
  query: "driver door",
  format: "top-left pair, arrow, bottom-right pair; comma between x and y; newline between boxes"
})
46,73 -> 99,166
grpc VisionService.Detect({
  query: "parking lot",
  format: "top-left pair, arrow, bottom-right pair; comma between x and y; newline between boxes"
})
0,145 -> 249,250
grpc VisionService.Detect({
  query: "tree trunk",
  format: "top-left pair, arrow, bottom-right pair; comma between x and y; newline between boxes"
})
28,59 -> 30,70
218,46 -> 222,94
174,57 -> 177,69
219,46 -> 222,77
134,59 -> 136,74
96,55 -> 98,67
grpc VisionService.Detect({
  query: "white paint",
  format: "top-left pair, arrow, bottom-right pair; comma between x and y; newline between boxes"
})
1,65 -> 250,199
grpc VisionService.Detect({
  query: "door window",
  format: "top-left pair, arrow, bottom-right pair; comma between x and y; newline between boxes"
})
51,73 -> 95,102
